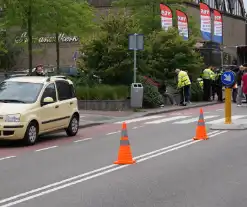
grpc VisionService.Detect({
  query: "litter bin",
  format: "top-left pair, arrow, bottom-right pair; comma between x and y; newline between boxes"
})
130,83 -> 143,108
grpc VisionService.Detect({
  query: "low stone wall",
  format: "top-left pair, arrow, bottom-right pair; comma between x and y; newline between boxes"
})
78,99 -> 131,111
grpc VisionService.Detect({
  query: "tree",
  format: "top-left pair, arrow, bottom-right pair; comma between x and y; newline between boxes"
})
39,0 -> 95,74
79,10 -> 203,85
79,10 -> 143,85
0,0 -> 95,74
113,0 -> 199,36
0,30 -> 23,70
144,28 -> 203,80
0,0 -> 47,73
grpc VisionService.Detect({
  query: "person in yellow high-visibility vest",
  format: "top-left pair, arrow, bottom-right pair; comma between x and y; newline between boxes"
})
175,69 -> 191,106
197,78 -> 203,89
202,66 -> 215,101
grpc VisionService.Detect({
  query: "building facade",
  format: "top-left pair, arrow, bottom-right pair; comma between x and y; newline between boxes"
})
187,0 -> 245,66
14,0 -> 246,68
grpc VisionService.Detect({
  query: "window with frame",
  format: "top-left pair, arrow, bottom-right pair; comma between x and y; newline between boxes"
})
232,0 -> 243,16
41,83 -> 57,102
55,81 -> 75,101
224,0 -> 230,13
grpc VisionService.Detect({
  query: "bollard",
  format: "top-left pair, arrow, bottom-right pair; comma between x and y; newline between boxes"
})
224,87 -> 232,124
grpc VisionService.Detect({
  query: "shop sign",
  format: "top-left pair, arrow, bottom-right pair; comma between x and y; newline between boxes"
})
15,32 -> 79,43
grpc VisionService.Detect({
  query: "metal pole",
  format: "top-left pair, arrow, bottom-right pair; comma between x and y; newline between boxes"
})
134,33 -> 137,83
224,87 -> 232,124
134,50 -> 137,83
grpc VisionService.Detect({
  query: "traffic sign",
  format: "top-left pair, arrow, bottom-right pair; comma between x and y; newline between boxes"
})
128,33 -> 144,83
221,71 -> 235,86
128,33 -> 144,50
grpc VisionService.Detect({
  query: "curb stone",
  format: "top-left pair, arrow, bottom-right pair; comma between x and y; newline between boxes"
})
78,102 -> 221,129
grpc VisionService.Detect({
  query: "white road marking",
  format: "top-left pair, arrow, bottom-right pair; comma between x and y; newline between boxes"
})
0,130 -> 227,206
136,131 -> 227,163
80,115 -> 85,118
106,131 -> 120,135
0,156 -> 16,161
132,125 -> 144,129
208,130 -> 220,135
145,116 -> 190,124
73,138 -> 92,143
207,115 -> 247,124
216,109 -> 224,111
173,115 -> 219,124
115,115 -> 164,124
209,131 -> 227,137
35,146 -> 58,152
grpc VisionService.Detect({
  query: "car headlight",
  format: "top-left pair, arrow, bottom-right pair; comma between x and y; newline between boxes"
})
5,114 -> 21,122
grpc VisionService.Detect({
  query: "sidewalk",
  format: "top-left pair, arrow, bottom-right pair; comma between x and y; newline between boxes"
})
79,101 -> 221,128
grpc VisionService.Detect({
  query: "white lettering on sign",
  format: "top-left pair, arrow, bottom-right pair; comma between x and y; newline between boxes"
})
15,32 -> 79,44
201,9 -> 209,15
161,10 -> 171,16
178,16 -> 186,21
215,16 -> 221,21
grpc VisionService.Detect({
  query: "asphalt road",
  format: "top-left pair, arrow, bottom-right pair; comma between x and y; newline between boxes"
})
1,104 -> 247,206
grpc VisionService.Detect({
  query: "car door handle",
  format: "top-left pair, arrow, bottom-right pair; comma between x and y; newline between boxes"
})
69,102 -> 73,105
55,105 -> 59,108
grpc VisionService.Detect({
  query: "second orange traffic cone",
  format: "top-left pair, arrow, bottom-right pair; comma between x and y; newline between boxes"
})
114,122 -> 136,165
193,108 -> 208,140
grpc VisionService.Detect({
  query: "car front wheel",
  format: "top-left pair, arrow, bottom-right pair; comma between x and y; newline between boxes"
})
65,115 -> 79,136
23,121 -> 38,145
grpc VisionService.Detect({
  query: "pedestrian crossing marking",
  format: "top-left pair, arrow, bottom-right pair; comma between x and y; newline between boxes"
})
145,116 -> 190,124
173,115 -> 219,124
114,114 -> 247,125
115,115 -> 164,124
206,115 -> 247,124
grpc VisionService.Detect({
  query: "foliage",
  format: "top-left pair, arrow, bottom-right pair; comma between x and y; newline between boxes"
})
75,85 -> 129,100
1,0 -> 95,72
79,10 -> 144,85
38,0 -> 95,73
0,31 -> 24,70
40,0 -> 95,36
113,0 -> 200,36
69,71 -> 101,88
138,75 -> 164,108
190,81 -> 203,101
144,28 -> 203,80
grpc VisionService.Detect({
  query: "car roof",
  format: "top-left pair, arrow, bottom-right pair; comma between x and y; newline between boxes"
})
5,76 -> 73,84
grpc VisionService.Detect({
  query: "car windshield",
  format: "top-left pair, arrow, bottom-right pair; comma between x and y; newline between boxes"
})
0,81 -> 43,103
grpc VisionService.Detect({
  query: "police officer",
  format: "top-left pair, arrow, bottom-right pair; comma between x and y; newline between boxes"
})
202,66 -> 215,101
211,68 -> 217,100
214,68 -> 223,102
175,69 -> 191,106
197,78 -> 203,89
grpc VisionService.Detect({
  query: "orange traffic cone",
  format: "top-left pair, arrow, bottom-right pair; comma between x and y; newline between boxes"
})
114,122 -> 136,165
193,108 -> 208,140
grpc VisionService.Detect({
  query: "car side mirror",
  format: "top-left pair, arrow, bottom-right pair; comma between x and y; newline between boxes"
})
41,97 -> 54,106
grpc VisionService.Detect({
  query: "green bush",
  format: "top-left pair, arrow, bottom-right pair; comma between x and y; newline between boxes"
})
76,85 -> 129,100
138,75 -> 164,108
79,11 -> 142,85
69,73 -> 101,87
190,82 -> 203,102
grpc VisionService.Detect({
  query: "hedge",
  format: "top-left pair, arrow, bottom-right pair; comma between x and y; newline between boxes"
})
76,85 -> 129,100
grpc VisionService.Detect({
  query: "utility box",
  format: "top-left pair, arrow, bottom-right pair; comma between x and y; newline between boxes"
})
130,83 -> 143,108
